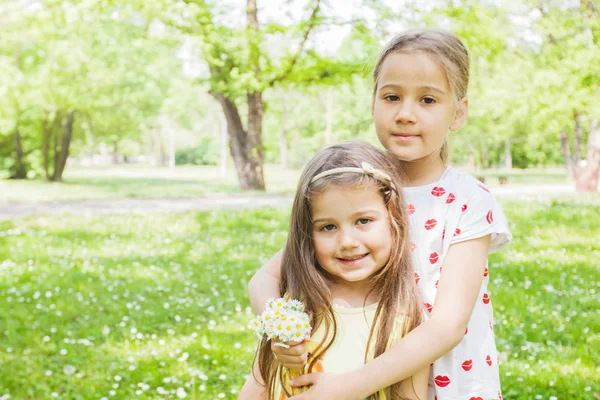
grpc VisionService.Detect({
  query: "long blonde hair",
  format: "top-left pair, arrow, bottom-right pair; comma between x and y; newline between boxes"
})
256,141 -> 423,399
372,29 -> 470,163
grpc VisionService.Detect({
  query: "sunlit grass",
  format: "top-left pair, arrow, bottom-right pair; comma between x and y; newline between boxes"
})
0,198 -> 598,398
0,164 -> 302,203
0,165 -> 571,203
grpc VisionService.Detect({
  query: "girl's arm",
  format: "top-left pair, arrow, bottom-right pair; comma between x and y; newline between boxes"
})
399,365 -> 429,400
238,361 -> 268,400
248,249 -> 283,314
249,249 -> 310,369
289,235 -> 491,399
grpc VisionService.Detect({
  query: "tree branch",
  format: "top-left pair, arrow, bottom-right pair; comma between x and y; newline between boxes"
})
268,0 -> 321,87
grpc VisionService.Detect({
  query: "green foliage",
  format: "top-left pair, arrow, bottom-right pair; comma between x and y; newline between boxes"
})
175,138 -> 218,166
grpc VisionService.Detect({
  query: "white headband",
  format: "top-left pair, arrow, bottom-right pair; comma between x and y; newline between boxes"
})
310,162 -> 396,191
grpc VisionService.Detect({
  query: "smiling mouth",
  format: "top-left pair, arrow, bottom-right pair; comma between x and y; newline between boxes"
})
337,253 -> 368,262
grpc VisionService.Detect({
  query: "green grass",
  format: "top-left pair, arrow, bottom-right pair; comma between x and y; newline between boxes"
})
0,198 -> 598,399
0,165 -> 571,203
472,167 -> 568,186
0,164 -> 301,203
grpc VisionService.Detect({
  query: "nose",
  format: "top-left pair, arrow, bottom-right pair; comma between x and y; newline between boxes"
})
394,100 -> 417,124
338,227 -> 359,249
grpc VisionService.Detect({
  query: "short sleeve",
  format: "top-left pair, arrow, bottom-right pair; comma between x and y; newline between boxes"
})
451,183 -> 512,253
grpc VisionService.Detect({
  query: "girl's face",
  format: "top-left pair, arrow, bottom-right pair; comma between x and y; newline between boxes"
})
372,52 -> 467,163
311,184 -> 393,290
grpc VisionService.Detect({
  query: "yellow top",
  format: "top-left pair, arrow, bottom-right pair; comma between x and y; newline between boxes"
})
274,302 -> 406,399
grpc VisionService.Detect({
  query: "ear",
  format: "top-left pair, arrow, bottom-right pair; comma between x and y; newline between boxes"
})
449,97 -> 468,132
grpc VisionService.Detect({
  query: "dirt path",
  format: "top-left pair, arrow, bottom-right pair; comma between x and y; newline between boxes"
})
0,184 -> 574,221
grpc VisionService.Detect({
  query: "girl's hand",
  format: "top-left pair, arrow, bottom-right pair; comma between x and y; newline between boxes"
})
288,372 -> 362,400
271,336 -> 309,369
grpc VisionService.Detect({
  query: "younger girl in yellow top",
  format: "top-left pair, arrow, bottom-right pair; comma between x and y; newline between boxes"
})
239,141 -> 428,399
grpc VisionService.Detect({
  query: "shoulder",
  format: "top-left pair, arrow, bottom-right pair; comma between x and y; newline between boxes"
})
446,168 -> 496,205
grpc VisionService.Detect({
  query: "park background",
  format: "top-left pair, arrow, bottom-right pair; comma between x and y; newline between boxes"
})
0,0 -> 598,399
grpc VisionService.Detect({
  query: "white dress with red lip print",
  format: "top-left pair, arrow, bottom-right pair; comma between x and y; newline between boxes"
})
403,167 -> 512,400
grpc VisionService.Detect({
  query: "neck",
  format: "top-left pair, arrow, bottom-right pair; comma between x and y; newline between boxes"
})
330,280 -> 377,308
400,152 -> 447,187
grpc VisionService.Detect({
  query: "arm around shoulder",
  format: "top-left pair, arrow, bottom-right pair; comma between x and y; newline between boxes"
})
248,249 -> 284,315
238,361 -> 268,400
399,364 -> 429,400
339,235 -> 492,398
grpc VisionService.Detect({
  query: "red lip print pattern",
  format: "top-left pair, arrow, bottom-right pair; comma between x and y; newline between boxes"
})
446,193 -> 456,204
483,293 -> 490,304
462,359 -> 473,371
469,397 -> 483,400
425,219 -> 437,230
435,280 -> 439,288
429,252 -> 439,264
489,320 -> 494,330
486,210 -> 494,224
424,303 -> 433,313
410,242 -> 416,252
478,183 -> 490,193
461,204 -> 468,212
486,355 -> 492,366
434,375 -> 450,387
454,228 -> 461,236
407,204 -> 416,215
431,187 -> 446,197
484,267 -> 489,277
414,272 -> 420,285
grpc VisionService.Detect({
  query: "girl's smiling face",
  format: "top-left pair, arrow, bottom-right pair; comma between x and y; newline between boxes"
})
372,51 -> 467,165
311,184 -> 393,292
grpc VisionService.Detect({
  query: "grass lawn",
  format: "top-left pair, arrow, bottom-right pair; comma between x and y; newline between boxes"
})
0,164 -> 301,203
0,198 -> 598,399
0,164 -> 570,204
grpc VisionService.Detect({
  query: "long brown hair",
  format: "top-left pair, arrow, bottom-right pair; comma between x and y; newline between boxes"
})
256,141 -> 423,399
372,29 -> 470,164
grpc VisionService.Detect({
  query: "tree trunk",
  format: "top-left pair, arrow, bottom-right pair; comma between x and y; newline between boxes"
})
112,141 -> 120,164
10,126 -> 27,179
280,93 -> 288,170
574,119 -> 600,192
574,113 -> 582,163
42,114 -> 51,180
324,87 -> 333,145
155,130 -> 168,166
220,111 -> 228,178
504,139 -> 512,170
214,92 -> 265,191
560,129 -> 575,180
52,110 -> 75,182
168,129 -> 175,168
217,0 -> 267,191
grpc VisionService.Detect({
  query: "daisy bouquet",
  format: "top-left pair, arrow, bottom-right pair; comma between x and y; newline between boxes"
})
250,297 -> 312,347
250,297 -> 312,395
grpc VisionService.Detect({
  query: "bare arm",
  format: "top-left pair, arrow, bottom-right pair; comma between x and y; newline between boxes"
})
239,361 -> 268,400
248,249 -> 283,314
345,235 -> 491,398
399,365 -> 429,400
289,235 -> 491,399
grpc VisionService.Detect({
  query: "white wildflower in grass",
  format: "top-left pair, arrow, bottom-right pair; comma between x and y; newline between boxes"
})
63,365 -> 76,375
250,298 -> 311,348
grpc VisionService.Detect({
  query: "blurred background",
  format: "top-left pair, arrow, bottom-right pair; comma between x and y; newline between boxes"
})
0,0 -> 598,198
0,1 -> 598,399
